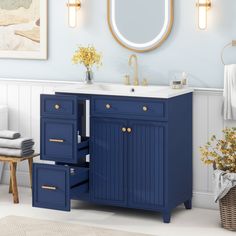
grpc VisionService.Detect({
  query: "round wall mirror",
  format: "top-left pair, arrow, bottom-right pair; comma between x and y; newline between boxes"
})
107,0 -> 174,53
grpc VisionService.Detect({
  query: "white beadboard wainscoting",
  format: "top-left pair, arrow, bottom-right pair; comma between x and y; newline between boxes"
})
0,79 -> 235,210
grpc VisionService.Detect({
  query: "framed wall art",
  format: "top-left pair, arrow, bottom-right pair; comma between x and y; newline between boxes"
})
0,0 -> 47,60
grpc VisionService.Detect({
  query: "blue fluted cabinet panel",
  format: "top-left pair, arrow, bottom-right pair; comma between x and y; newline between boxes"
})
90,118 -> 127,207
127,121 -> 165,209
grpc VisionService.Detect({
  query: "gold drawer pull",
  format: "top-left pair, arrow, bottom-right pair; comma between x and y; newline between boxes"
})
54,104 -> 60,110
49,139 -> 64,143
143,106 -> 148,112
41,185 -> 57,191
106,104 -> 111,109
121,127 -> 127,133
127,128 -> 132,133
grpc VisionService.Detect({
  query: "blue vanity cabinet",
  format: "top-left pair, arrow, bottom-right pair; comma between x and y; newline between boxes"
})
35,92 -> 192,223
90,118 -> 128,207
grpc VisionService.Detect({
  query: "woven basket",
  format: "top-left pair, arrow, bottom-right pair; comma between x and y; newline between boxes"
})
219,186 -> 236,231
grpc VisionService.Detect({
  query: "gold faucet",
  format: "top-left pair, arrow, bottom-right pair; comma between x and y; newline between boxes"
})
128,54 -> 139,86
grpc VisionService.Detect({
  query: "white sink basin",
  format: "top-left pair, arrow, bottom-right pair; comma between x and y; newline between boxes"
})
76,84 -> 165,93
55,83 -> 193,99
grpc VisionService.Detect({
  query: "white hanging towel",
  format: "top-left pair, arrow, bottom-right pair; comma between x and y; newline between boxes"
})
223,64 -> 236,120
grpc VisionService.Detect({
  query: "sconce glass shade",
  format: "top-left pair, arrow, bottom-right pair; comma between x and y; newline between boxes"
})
68,0 -> 81,28
197,0 -> 211,30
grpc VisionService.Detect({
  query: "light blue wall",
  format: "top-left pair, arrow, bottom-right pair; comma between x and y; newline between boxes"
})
0,0 -> 235,88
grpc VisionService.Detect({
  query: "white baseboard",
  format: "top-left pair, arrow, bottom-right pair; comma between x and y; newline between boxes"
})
193,191 -> 218,210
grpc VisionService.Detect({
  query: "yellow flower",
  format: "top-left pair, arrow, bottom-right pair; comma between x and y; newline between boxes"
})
200,128 -> 236,173
72,45 -> 102,69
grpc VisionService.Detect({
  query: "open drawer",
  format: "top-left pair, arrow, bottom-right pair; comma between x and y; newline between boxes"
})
33,163 -> 89,211
77,137 -> 89,159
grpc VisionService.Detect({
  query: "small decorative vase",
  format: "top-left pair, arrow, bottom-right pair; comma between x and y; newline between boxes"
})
85,68 -> 94,84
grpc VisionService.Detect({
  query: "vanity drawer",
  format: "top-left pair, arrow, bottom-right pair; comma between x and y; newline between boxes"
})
33,163 -> 89,211
41,94 -> 82,119
92,97 -> 166,119
41,119 -> 89,164
41,118 -> 77,163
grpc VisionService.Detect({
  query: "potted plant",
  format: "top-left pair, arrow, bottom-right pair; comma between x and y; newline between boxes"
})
200,127 -> 236,231
72,45 -> 102,84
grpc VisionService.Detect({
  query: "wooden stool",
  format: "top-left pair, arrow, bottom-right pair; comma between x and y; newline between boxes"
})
0,154 -> 39,204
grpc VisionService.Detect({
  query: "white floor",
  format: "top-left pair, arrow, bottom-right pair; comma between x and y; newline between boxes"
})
0,185 -> 234,236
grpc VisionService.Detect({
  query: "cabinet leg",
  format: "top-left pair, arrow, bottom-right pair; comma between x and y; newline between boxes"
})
162,211 -> 171,223
184,199 -> 192,210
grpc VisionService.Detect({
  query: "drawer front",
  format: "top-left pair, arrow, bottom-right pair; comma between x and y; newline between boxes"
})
33,164 -> 70,211
41,94 -> 81,119
33,164 -> 89,211
92,97 -> 166,119
41,118 -> 77,163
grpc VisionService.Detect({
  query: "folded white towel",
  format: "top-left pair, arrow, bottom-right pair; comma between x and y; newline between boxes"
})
223,64 -> 236,120
0,130 -> 20,140
213,170 -> 236,202
0,138 -> 34,149
0,148 -> 34,157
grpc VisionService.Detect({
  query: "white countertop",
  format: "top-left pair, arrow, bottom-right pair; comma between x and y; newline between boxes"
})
55,83 -> 194,99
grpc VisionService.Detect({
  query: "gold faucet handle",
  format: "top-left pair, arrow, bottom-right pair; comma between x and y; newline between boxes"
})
133,79 -> 139,86
142,79 -> 148,86
124,75 -> 131,85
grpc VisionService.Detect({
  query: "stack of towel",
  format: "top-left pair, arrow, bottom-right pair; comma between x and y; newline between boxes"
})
0,130 -> 35,157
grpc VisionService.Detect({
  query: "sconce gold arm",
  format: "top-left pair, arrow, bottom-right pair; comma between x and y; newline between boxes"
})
67,1 -> 81,8
196,1 -> 211,8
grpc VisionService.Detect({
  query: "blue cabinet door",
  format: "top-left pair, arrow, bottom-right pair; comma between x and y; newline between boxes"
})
90,118 -> 127,207
127,121 -> 165,210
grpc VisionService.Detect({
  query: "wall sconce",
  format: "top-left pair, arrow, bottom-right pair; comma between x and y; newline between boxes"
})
67,0 -> 81,28
196,0 -> 212,30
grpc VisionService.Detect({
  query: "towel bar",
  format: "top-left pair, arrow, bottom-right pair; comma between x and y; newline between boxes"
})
221,40 -> 236,65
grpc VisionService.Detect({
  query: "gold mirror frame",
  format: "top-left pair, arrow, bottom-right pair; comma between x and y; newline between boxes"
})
107,0 -> 174,53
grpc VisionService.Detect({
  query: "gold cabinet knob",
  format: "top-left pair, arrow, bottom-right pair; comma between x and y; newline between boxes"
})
54,104 -> 60,110
121,127 -> 127,133
106,104 -> 111,109
127,128 -> 132,133
143,106 -> 148,112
